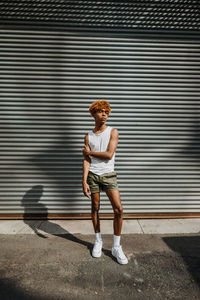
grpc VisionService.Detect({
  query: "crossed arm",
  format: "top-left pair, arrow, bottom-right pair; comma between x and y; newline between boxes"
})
82,128 -> 118,198
82,128 -> 119,160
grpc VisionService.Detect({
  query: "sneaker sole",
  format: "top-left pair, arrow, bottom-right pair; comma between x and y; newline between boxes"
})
92,252 -> 102,258
117,259 -> 128,264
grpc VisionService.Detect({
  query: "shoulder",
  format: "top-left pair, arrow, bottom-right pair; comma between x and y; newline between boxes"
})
84,129 -> 92,138
110,127 -> 119,137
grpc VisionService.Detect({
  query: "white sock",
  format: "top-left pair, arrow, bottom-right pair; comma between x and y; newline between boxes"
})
95,232 -> 102,242
113,234 -> 120,247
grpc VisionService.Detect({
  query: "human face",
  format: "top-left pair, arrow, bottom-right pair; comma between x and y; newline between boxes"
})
94,108 -> 109,124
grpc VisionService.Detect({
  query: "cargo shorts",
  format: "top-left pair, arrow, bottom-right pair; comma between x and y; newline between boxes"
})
87,171 -> 119,194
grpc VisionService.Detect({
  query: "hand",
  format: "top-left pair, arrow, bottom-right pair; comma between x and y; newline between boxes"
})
82,145 -> 91,157
82,182 -> 91,199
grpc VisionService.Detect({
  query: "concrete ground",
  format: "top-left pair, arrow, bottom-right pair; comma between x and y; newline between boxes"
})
0,219 -> 200,300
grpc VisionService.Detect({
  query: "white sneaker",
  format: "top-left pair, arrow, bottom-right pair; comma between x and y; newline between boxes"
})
92,239 -> 103,258
112,245 -> 128,264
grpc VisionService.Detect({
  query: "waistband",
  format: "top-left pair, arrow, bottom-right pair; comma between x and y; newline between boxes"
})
88,170 -> 116,177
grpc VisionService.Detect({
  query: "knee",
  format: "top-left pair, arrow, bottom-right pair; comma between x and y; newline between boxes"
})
91,203 -> 100,213
114,206 -> 123,216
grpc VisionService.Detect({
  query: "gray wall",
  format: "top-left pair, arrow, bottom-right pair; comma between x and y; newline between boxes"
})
0,28 -> 200,216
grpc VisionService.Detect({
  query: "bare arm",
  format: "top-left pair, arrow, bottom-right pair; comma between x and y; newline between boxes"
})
82,134 -> 91,199
83,128 -> 119,160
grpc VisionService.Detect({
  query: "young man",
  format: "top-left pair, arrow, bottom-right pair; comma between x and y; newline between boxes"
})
82,100 -> 128,265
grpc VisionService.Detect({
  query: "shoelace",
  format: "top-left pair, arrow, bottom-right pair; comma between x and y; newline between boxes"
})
94,240 -> 102,245
115,246 -> 126,259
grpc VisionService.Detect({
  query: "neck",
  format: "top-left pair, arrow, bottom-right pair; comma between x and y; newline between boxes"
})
94,123 -> 107,131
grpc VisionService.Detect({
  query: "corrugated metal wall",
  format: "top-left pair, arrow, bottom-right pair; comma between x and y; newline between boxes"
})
0,28 -> 200,216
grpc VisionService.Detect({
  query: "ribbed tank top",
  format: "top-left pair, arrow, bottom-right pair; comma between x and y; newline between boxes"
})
88,126 -> 115,175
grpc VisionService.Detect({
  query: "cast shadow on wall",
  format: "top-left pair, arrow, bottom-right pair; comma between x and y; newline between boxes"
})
28,126 -> 84,214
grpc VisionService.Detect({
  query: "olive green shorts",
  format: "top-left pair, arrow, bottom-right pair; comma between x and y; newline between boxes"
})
87,171 -> 119,194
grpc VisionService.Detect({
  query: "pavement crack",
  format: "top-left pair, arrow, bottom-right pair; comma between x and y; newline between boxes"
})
137,219 -> 145,234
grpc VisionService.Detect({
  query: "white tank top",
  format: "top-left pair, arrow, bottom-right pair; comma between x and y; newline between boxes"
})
88,126 -> 116,175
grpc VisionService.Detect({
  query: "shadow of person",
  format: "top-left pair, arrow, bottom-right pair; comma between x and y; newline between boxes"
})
21,185 -> 112,258
21,185 -> 48,238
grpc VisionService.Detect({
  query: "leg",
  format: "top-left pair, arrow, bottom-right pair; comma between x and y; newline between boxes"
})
105,189 -> 128,264
91,192 -> 103,258
105,189 -> 123,236
91,192 -> 101,233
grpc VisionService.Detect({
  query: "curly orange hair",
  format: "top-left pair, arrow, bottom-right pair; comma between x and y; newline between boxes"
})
89,100 -> 111,117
